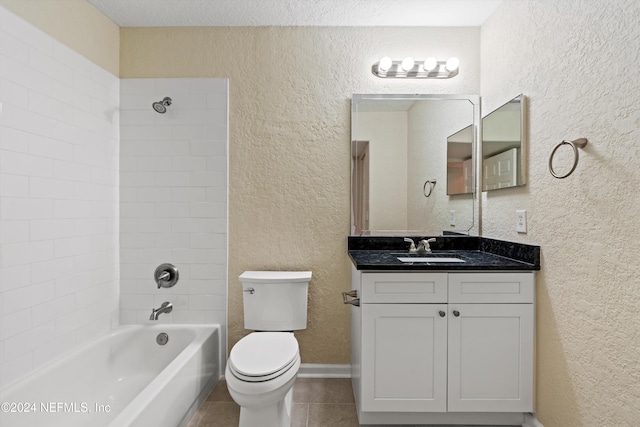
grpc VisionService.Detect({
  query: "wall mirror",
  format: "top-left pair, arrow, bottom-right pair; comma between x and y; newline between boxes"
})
351,94 -> 480,236
482,94 -> 527,191
447,124 -> 473,195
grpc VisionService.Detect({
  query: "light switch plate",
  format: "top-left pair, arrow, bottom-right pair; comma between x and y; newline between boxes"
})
516,210 -> 527,233
449,210 -> 456,226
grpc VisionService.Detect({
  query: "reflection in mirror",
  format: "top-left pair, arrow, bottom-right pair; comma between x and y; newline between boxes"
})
482,94 -> 527,191
351,94 -> 479,236
447,125 -> 473,195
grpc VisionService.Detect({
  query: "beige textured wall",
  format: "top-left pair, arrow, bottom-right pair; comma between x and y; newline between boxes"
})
121,26 -> 480,363
481,0 -> 640,425
0,0 -> 119,75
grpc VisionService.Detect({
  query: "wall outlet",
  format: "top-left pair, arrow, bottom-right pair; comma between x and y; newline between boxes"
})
516,210 -> 527,233
449,210 -> 456,227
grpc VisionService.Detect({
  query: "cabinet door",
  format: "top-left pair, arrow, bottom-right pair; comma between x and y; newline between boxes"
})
447,304 -> 534,412
361,303 -> 448,412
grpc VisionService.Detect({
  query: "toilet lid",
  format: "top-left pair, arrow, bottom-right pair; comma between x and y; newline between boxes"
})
229,332 -> 299,378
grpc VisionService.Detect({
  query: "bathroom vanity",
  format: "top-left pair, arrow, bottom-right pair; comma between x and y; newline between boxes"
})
347,236 -> 540,425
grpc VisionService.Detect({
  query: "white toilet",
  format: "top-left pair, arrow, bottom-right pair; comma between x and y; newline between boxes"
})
225,270 -> 312,427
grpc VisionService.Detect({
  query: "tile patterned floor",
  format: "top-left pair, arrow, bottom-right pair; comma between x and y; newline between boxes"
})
186,378 -> 360,427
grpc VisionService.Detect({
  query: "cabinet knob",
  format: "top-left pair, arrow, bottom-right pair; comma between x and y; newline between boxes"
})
453,310 -> 460,317
439,310 -> 445,317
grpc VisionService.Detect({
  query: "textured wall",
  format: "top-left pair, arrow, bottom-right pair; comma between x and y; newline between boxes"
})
481,1 -> 640,425
119,78 -> 228,357
0,6 -> 119,387
121,26 -> 480,364
0,0 -> 119,75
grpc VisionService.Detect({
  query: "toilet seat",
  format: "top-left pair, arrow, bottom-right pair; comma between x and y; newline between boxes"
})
228,332 -> 299,382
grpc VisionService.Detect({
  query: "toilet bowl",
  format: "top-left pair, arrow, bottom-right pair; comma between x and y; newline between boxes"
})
225,332 -> 300,427
225,271 -> 311,427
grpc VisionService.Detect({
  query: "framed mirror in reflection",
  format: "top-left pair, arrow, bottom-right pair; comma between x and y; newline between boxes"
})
447,125 -> 473,195
482,94 -> 527,191
351,94 -> 479,237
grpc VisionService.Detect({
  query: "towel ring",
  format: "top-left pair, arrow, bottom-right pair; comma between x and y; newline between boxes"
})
548,138 -> 588,179
423,179 -> 437,197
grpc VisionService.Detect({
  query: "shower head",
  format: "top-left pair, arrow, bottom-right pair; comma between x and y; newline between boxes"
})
152,97 -> 172,114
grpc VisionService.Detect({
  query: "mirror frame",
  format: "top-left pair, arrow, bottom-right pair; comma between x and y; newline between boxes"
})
350,93 -> 481,236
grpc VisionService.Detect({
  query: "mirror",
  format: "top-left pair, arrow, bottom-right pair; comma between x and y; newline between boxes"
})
447,124 -> 473,195
351,94 -> 479,236
482,94 -> 527,191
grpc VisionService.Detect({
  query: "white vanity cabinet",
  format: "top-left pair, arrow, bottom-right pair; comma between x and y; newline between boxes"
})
360,272 -> 449,413
351,269 -> 535,425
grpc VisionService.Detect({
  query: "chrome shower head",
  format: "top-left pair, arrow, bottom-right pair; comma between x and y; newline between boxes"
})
152,97 -> 172,114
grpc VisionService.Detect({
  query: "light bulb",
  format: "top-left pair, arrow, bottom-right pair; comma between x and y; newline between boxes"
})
445,57 -> 459,72
378,56 -> 392,72
401,57 -> 415,72
422,57 -> 438,72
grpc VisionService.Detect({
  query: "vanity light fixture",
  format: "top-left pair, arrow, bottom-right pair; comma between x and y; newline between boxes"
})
372,56 -> 459,79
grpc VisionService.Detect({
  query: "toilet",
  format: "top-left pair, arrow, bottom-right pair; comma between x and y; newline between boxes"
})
225,270 -> 312,427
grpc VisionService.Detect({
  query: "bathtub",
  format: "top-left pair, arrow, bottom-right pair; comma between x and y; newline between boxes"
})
0,324 -> 219,427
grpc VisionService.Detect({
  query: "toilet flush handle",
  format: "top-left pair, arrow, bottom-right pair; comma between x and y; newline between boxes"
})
243,288 -> 255,294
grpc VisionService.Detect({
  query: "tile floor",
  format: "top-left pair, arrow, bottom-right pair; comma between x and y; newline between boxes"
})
186,378 -> 360,427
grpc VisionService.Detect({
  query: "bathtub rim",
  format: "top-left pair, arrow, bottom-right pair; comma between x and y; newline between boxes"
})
0,323 -> 220,396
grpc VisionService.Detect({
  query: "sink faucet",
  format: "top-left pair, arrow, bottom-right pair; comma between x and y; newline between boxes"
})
149,301 -> 173,320
417,238 -> 437,254
403,237 -> 417,253
404,237 -> 437,254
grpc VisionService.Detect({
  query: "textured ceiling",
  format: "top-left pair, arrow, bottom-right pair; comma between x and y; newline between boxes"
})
86,0 -> 503,27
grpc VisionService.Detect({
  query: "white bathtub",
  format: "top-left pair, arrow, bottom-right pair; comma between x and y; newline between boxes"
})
0,324 -> 219,427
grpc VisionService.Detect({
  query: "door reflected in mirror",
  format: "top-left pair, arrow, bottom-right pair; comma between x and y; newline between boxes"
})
351,94 -> 479,236
482,94 -> 527,191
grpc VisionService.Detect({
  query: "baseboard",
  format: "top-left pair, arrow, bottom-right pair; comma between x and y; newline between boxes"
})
220,364 -> 351,380
523,413 -> 544,427
298,363 -> 351,378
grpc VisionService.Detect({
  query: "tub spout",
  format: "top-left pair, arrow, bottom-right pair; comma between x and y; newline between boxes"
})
150,301 -> 173,320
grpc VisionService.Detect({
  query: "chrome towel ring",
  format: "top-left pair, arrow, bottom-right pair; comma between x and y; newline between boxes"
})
548,138 -> 588,179
423,179 -> 437,197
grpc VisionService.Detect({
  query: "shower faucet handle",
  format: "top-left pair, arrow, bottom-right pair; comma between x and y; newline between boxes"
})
155,263 -> 179,289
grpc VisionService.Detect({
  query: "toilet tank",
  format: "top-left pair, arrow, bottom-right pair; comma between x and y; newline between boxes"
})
239,271 -> 312,331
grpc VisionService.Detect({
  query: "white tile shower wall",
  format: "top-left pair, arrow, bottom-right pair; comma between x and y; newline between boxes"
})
119,78 -> 228,356
0,6 -> 120,387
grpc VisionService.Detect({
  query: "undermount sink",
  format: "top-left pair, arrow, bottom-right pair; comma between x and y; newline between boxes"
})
397,256 -> 465,263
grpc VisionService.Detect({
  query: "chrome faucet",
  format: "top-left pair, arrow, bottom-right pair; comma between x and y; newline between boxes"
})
405,237 -> 437,254
149,301 -> 173,320
403,237 -> 417,253
417,238 -> 437,254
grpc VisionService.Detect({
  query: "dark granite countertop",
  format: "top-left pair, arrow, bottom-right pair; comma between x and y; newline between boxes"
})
348,236 -> 540,271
